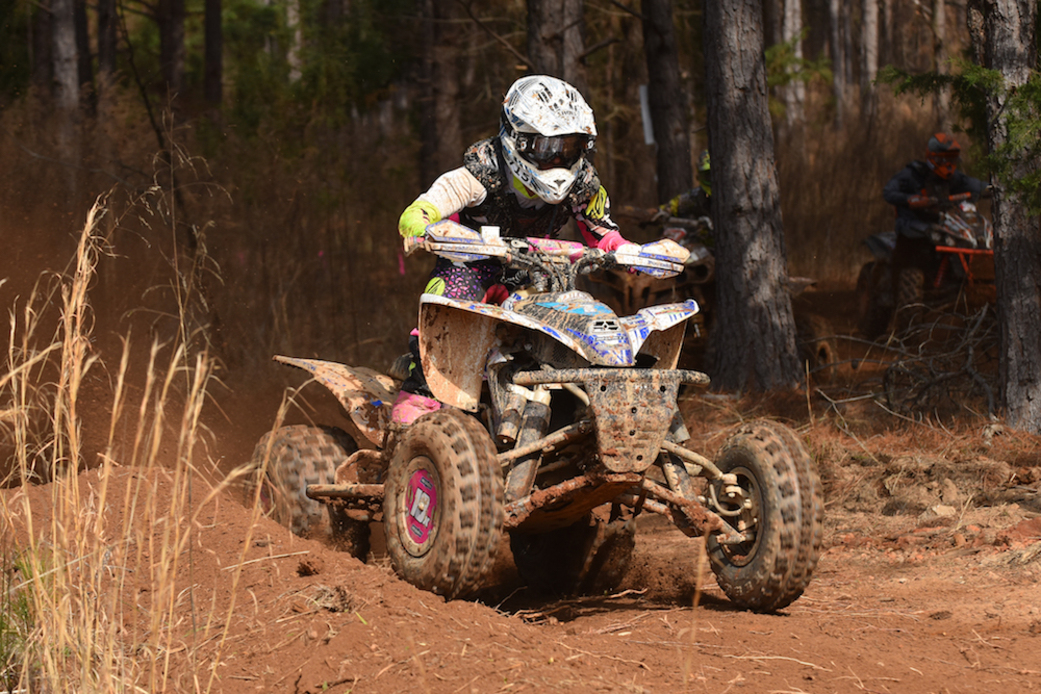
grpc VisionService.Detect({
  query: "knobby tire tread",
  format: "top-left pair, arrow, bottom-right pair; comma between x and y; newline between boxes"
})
384,409 -> 503,600
247,425 -> 358,537
708,421 -> 822,612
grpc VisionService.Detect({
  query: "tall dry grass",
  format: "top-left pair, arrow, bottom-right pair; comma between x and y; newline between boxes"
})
0,197 -> 271,692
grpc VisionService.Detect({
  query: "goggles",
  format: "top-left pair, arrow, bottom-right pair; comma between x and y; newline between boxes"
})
514,132 -> 593,170
927,152 -> 959,178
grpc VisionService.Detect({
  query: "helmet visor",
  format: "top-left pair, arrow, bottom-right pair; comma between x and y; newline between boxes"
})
516,133 -> 591,170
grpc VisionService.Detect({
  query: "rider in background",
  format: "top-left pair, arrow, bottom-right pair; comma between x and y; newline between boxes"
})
882,133 -> 987,287
656,150 -> 713,224
392,74 -> 639,425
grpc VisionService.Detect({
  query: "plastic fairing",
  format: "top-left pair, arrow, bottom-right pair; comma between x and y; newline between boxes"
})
272,356 -> 397,447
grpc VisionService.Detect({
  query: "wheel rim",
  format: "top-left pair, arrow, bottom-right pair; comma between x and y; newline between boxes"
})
255,479 -> 277,516
714,465 -> 763,567
399,457 -> 441,557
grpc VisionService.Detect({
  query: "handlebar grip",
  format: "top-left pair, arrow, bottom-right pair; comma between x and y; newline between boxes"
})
403,235 -> 425,256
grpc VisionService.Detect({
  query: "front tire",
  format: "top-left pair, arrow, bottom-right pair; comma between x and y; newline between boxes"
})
894,267 -> 926,333
706,421 -> 824,612
383,409 -> 504,600
794,312 -> 838,383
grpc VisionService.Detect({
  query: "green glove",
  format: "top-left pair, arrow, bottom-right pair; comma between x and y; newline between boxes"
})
398,199 -> 442,238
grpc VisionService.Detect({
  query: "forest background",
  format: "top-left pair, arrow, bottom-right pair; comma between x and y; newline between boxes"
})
0,0 -> 989,380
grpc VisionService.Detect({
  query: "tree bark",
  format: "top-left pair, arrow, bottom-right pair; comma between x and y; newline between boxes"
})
205,0 -> 223,105
286,0 -> 301,83
781,0 -> 806,127
967,0 -> 1041,432
418,0 -> 462,185
97,0 -> 117,80
860,0 -> 878,119
52,0 -> 78,112
703,0 -> 801,392
932,0 -> 950,128
74,0 -> 93,110
642,0 -> 693,203
527,0 -> 587,93
158,0 -> 185,98
828,0 -> 851,128
31,0 -> 53,94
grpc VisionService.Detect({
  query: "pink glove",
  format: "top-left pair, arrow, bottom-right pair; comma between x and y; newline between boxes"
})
596,230 -> 630,252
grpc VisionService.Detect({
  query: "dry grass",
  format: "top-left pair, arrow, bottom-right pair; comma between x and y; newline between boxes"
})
0,198 -> 255,692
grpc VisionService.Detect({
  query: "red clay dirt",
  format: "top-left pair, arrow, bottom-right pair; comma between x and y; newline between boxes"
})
4,264 -> 1041,693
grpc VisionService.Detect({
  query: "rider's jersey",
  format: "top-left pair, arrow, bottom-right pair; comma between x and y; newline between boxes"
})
416,137 -> 620,247
883,160 -> 986,238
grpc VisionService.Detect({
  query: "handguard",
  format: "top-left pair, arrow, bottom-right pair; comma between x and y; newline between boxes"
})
615,239 -> 690,278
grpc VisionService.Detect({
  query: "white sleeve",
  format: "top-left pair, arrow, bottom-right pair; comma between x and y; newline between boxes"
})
417,167 -> 489,218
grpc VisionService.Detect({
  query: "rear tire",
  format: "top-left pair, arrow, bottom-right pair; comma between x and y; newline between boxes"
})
383,409 -> 504,600
245,425 -> 358,538
706,421 -> 823,612
856,260 -> 894,340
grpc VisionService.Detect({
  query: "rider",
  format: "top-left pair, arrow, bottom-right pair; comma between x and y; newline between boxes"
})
656,150 -> 713,223
392,74 -> 639,425
882,133 -> 987,287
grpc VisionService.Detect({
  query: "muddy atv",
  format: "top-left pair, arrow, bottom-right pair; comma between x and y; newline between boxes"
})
246,220 -> 824,612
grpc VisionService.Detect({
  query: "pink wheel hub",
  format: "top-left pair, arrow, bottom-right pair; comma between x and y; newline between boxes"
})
405,469 -> 438,545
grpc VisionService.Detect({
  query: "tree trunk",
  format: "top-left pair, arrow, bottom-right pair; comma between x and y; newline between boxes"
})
286,0 -> 301,83
52,0 -> 79,197
31,0 -> 53,95
74,0 -> 93,111
860,0 -> 878,119
967,0 -> 1041,432
781,0 -> 806,127
158,0 -> 185,98
97,0 -> 117,80
642,0 -> 692,203
418,0 -> 462,185
703,0 -> 801,392
932,0 -> 950,128
52,0 -> 78,112
527,0 -> 587,92
880,0 -> 892,67
205,0 -> 223,104
828,0 -> 851,128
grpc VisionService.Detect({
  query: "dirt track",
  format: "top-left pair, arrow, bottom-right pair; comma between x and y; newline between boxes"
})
6,450 -> 1040,694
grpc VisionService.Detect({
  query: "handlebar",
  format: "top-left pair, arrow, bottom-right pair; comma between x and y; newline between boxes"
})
404,220 -> 690,292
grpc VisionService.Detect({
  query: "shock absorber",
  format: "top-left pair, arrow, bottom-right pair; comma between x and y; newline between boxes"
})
503,389 -> 552,503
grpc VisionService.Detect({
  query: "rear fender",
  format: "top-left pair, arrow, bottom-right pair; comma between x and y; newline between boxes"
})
273,356 -> 397,448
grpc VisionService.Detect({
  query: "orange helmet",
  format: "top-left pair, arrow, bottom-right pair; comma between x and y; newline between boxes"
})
926,133 -> 961,179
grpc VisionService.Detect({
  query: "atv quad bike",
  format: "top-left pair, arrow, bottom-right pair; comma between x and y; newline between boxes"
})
247,220 -> 824,612
857,192 -> 995,340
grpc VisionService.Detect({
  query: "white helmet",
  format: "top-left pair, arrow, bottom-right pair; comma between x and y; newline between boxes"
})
500,75 -> 597,204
